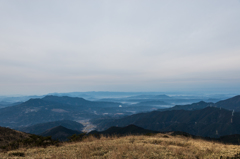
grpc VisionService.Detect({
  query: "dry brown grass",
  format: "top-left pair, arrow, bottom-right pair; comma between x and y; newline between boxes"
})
1,133 -> 240,159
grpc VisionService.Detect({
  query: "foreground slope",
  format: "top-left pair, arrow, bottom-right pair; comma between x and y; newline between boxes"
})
0,126 -> 30,147
1,133 -> 240,158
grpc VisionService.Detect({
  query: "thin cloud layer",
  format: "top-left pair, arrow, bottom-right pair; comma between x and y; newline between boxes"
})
0,0 -> 240,95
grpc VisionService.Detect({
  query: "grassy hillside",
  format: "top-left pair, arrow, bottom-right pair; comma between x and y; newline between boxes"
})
0,126 -> 58,152
1,133 -> 240,158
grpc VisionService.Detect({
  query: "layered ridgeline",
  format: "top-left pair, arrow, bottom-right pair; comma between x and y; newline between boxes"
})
215,95 -> 240,111
16,120 -> 84,135
98,94 -> 223,105
168,101 -> 214,111
0,101 -> 22,108
40,126 -> 82,141
0,96 -> 122,128
131,100 -> 170,107
94,107 -> 240,138
1,95 -> 240,137
166,95 -> 240,111
93,95 -> 240,138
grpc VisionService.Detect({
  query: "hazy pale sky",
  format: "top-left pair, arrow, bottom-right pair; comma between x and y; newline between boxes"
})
1,0 -> 240,95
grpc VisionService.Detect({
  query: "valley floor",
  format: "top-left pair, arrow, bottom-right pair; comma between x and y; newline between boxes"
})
1,133 -> 240,159
77,119 -> 96,133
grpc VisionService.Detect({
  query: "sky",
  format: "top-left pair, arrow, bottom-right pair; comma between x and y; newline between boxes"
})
0,0 -> 240,95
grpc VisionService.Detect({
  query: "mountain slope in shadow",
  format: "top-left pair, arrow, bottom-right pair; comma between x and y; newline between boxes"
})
40,126 -> 82,141
89,124 -> 159,136
215,95 -> 240,111
16,120 -> 84,135
0,126 -> 30,147
169,95 -> 240,111
0,95 -> 121,128
95,107 -> 240,138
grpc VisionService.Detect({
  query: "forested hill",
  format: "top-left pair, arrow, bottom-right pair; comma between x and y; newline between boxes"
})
0,96 -> 121,128
164,95 -> 240,111
94,107 -> 240,138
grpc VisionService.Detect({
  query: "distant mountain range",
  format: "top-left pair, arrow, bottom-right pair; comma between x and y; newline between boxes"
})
0,95 -> 122,128
47,92 -> 166,99
0,96 -> 44,103
1,94 -> 240,139
40,126 -> 82,141
132,100 -> 170,106
94,106 -> 240,138
43,95 -> 119,107
92,95 -> 240,138
126,94 -> 171,99
215,95 -> 240,111
0,101 -> 23,108
16,120 -> 84,135
168,95 -> 240,111
168,101 -> 214,111
98,94 -> 224,105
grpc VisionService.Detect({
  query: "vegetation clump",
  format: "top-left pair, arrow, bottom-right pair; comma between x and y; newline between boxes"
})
1,134 -> 59,151
8,152 -> 25,157
68,133 -> 87,142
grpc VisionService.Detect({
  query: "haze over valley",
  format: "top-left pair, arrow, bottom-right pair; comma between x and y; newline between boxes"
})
1,0 -> 240,158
